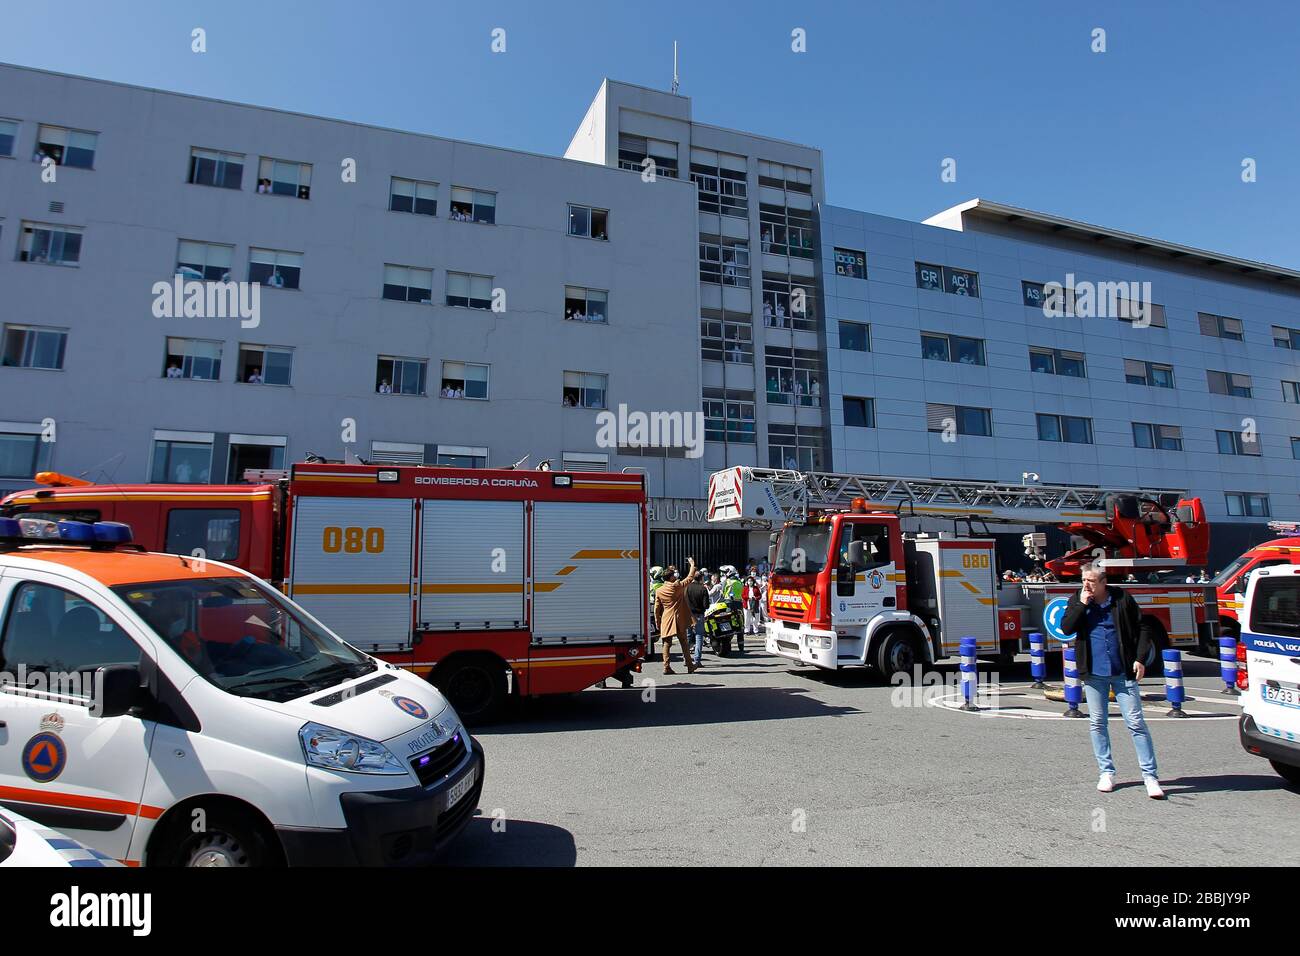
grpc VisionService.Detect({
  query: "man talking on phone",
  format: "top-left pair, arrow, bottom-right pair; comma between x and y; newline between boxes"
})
1060,565 -> 1166,799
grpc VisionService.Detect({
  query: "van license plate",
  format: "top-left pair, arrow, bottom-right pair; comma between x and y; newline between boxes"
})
1263,685 -> 1300,709
445,767 -> 477,810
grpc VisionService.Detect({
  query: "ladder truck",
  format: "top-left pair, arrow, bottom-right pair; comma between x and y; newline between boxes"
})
707,467 -> 1219,678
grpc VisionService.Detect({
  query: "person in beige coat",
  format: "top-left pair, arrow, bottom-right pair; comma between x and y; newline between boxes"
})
653,557 -> 699,674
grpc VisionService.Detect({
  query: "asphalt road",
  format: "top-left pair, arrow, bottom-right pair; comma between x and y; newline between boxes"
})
438,644 -> 1299,866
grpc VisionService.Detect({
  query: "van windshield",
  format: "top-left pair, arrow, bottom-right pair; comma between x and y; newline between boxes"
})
773,524 -> 831,574
112,577 -> 375,701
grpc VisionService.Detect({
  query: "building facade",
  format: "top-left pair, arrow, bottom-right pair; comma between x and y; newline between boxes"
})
823,200 -> 1300,565
566,81 -> 831,477
1,64 -> 1297,570
0,65 -> 706,536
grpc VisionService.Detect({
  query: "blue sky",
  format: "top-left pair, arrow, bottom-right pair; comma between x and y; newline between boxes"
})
5,0 -> 1299,267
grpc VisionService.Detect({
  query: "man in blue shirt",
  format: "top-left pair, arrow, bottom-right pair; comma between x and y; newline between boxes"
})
1060,566 -> 1165,799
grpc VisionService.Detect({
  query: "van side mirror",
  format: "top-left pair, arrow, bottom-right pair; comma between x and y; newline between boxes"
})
92,663 -> 147,719
847,540 -> 868,568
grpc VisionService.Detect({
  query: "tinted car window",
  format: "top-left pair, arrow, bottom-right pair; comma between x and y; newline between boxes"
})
165,508 -> 240,562
0,581 -> 140,677
1250,577 -> 1300,635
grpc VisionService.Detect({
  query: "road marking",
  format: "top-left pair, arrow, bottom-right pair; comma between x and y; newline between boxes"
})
929,683 -> 1237,721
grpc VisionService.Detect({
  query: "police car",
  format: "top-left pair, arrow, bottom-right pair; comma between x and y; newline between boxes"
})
0,805 -> 121,866
0,517 -> 484,865
1237,564 -> 1300,787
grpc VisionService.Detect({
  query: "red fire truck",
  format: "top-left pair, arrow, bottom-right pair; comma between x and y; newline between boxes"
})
1214,520 -> 1300,638
1,462 -> 650,720
708,467 -> 1219,677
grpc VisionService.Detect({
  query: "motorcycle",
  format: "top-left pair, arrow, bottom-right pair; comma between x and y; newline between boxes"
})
702,601 -> 744,656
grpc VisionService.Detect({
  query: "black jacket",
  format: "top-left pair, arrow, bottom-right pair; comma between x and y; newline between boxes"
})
1059,585 -> 1154,677
685,580 -> 709,616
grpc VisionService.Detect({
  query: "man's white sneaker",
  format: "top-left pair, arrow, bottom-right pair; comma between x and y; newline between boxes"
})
1097,773 -> 1115,793
1143,776 -> 1166,800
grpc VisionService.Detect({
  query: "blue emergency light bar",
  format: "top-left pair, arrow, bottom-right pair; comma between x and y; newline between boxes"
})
0,518 -> 133,546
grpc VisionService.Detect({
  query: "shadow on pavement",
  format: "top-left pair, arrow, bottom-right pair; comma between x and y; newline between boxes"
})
1158,773 -> 1296,796
479,682 -> 862,735
435,815 -> 577,867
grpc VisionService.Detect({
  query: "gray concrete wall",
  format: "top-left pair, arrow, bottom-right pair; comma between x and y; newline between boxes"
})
0,64 -> 705,502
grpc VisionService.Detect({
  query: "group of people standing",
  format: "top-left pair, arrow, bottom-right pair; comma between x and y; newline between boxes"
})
651,559 -> 771,673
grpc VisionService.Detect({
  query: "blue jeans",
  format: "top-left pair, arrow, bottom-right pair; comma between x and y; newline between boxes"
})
1083,675 -> 1158,778
688,624 -> 702,664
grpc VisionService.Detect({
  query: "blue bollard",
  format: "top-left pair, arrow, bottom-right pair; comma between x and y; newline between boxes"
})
1219,637 -> 1239,695
1028,632 -> 1047,689
1062,644 -> 1084,717
959,637 -> 979,711
1163,648 -> 1188,717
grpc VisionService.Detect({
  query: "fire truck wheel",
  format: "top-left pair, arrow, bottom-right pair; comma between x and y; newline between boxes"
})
1209,619 -> 1239,656
435,656 -> 509,724
875,629 -> 921,680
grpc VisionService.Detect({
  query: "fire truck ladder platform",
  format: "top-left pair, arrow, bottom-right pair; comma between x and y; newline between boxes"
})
720,467 -> 1186,528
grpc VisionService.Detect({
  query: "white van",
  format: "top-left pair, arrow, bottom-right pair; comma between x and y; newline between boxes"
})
0,518 -> 483,865
1237,564 -> 1300,787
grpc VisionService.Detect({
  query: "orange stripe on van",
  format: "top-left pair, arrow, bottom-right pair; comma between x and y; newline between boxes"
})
0,784 -> 164,820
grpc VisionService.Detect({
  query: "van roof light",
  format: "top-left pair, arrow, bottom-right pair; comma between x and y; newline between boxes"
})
1,518 -> 133,547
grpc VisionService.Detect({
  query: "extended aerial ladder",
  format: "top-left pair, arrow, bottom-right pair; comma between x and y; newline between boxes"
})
707,467 -> 1209,578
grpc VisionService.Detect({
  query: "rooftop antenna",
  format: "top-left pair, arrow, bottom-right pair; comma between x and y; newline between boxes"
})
672,41 -> 679,94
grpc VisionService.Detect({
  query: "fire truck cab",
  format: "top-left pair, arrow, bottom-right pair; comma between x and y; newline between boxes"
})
709,467 -> 1218,678
1215,521 -> 1300,638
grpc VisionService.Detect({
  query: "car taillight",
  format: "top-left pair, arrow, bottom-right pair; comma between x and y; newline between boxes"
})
1236,640 -> 1249,691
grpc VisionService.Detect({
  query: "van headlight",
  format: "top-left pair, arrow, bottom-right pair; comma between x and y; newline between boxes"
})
300,722 -> 406,774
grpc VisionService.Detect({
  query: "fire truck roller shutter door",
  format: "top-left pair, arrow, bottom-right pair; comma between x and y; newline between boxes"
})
532,502 -> 643,643
420,500 -> 525,629
930,541 -> 999,656
289,496 -> 415,650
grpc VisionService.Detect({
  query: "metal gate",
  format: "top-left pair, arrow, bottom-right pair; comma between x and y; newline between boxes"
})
651,529 -> 748,574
